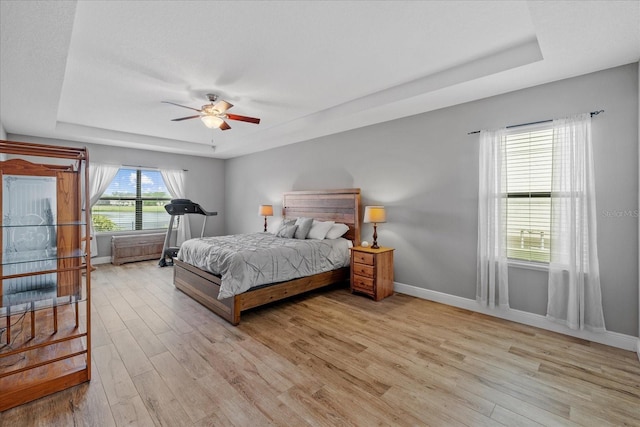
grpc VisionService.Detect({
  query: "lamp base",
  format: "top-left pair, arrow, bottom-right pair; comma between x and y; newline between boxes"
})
371,224 -> 379,249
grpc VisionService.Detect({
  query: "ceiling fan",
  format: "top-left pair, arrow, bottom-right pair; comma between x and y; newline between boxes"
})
162,93 -> 260,131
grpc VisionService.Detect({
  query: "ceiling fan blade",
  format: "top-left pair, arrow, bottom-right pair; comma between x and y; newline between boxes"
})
220,121 -> 231,131
171,115 -> 201,121
213,100 -> 233,113
162,101 -> 202,112
226,113 -> 261,124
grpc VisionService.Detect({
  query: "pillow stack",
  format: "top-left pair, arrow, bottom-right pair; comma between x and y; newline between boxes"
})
273,217 -> 349,240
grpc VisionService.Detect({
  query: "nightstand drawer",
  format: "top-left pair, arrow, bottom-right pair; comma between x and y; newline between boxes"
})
352,275 -> 374,292
352,251 -> 374,265
352,263 -> 374,278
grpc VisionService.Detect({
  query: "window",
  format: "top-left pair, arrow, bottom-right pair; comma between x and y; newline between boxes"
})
91,168 -> 172,232
504,126 -> 552,263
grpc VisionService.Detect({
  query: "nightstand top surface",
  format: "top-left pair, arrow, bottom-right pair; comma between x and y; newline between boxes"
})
351,246 -> 394,254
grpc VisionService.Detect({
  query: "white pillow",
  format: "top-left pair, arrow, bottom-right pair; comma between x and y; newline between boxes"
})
307,220 -> 335,240
325,223 -> 349,239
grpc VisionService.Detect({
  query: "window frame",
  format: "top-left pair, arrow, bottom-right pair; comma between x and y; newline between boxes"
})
503,124 -> 553,265
92,168 -> 172,233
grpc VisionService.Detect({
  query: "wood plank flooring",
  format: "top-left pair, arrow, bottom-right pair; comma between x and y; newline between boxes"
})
1,260 -> 639,426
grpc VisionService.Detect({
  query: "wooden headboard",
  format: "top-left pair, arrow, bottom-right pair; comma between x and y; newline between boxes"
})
282,188 -> 361,245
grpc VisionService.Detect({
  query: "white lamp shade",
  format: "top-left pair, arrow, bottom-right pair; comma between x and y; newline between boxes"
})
201,115 -> 224,129
363,206 -> 386,223
259,204 -> 274,216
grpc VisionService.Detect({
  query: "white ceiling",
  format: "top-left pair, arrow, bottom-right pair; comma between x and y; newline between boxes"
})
1,1 -> 639,159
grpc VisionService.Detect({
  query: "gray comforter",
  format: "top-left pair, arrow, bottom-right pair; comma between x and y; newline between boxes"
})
177,233 -> 351,299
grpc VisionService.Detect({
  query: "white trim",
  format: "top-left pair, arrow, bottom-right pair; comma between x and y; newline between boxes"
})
92,256 -> 112,265
637,338 -> 640,361
395,281 -> 638,352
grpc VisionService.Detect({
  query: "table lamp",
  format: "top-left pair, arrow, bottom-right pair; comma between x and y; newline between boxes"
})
259,204 -> 273,232
363,206 -> 386,249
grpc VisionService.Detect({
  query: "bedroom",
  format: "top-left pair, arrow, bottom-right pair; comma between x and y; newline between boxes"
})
1,0 -> 639,425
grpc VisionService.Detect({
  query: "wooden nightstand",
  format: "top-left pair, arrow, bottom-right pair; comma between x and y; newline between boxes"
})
350,246 -> 394,301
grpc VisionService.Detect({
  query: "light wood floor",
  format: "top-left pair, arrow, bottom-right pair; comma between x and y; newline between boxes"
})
1,261 -> 639,426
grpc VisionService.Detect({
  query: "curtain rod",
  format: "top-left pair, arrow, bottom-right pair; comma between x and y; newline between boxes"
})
122,164 -> 188,172
467,110 -> 604,135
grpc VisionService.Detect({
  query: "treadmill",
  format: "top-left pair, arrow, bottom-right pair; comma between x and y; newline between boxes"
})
158,199 -> 217,267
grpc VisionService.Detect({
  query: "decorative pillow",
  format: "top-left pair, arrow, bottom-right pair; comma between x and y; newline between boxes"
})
325,223 -> 349,239
307,220 -> 335,240
275,223 -> 298,238
294,217 -> 314,239
271,218 -> 295,234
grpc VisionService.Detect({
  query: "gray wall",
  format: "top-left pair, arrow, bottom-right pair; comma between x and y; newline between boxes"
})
6,135 -> 226,258
225,63 -> 639,337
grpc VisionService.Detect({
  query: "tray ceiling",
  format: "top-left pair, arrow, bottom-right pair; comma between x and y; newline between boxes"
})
1,1 -> 638,158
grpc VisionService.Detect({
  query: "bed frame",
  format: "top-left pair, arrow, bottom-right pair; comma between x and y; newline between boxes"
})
173,188 -> 361,325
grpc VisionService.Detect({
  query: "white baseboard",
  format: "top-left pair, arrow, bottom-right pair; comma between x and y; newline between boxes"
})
394,282 -> 639,352
91,256 -> 112,265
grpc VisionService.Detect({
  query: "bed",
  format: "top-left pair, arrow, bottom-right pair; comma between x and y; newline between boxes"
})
172,188 -> 361,325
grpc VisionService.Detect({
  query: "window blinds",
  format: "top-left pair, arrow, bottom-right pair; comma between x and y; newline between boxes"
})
504,127 -> 553,262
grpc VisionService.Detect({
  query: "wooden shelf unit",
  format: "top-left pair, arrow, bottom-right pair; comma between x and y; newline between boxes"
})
0,140 -> 91,411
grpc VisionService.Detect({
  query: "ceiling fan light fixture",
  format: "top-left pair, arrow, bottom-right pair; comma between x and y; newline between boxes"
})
164,95 -> 259,131
201,115 -> 224,128
202,105 -> 218,115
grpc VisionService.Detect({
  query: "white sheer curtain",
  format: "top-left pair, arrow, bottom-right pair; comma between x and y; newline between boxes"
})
477,128 -> 510,309
88,163 -> 120,257
160,169 -> 191,245
547,114 -> 605,332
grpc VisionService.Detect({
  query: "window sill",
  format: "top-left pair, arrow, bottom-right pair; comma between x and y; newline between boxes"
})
95,229 -> 168,237
507,259 -> 549,272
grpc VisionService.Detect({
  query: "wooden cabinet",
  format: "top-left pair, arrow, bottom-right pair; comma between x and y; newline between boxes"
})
111,233 -> 165,265
350,246 -> 394,301
0,141 -> 91,411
